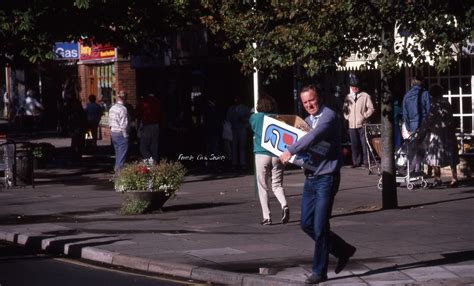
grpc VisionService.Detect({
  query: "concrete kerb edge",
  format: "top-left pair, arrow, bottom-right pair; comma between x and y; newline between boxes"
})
0,230 -> 19,243
0,230 -> 300,285
190,267 -> 245,285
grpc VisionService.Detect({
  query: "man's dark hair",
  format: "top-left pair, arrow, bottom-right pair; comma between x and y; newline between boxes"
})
300,84 -> 317,94
300,84 -> 323,104
88,94 -> 96,102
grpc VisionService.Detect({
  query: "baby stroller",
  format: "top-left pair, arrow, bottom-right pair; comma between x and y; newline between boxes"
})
377,131 -> 429,190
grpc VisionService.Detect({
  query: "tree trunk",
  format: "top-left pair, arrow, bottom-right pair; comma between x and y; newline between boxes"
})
380,26 -> 398,209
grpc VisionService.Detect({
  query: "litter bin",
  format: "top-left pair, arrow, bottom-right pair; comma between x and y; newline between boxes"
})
16,147 -> 34,187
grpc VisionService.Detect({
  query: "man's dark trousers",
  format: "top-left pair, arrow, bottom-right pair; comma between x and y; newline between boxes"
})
301,172 -> 353,276
348,127 -> 368,166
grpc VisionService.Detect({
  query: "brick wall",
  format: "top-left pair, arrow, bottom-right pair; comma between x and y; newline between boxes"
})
78,64 -> 88,105
114,59 -> 137,107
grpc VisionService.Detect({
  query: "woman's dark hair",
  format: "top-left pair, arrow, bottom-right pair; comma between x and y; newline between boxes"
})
256,93 -> 277,113
429,84 -> 444,98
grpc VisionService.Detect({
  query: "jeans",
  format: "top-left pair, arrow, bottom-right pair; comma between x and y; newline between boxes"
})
301,172 -> 352,276
111,132 -> 129,172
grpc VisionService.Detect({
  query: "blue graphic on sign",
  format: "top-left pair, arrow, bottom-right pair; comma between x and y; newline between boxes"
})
263,124 -> 299,152
54,42 -> 79,60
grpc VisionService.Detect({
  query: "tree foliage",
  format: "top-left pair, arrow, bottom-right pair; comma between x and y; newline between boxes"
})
0,0 -> 198,64
201,0 -> 473,78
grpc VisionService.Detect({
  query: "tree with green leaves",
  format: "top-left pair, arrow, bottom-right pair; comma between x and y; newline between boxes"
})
0,0 -> 196,64
201,0 -> 473,208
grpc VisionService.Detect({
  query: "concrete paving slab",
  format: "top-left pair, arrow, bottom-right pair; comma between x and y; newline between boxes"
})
401,266 -> 460,281
359,270 -> 414,284
444,265 -> 474,277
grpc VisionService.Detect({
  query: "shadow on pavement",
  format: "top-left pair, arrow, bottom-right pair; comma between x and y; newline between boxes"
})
333,195 -> 474,218
162,202 -> 244,212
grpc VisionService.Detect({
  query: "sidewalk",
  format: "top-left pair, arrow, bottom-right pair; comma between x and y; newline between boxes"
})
1,133 -> 473,285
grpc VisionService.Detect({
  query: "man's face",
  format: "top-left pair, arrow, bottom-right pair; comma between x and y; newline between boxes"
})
300,89 -> 319,116
350,86 -> 359,94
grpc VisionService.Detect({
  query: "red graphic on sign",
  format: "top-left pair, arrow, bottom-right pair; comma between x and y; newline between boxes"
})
283,133 -> 295,145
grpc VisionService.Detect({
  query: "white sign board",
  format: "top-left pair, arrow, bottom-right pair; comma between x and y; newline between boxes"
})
261,115 -> 330,172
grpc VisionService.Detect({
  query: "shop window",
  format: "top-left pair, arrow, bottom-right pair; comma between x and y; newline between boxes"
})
97,64 -> 114,108
462,97 -> 473,114
461,77 -> 471,94
451,97 -> 460,113
463,117 -> 473,134
449,78 -> 460,94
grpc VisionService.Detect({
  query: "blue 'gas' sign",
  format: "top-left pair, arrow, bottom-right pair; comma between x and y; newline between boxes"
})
54,42 -> 79,60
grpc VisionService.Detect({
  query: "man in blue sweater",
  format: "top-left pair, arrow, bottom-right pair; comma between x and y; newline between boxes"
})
403,76 -> 430,173
280,84 -> 356,284
403,76 -> 430,135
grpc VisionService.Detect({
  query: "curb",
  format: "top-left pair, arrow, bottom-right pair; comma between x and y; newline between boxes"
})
0,229 -> 302,286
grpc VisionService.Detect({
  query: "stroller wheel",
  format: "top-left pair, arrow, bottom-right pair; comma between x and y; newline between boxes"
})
377,181 -> 383,190
407,183 -> 415,190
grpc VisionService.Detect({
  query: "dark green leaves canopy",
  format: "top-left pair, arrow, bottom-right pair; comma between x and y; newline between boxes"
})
201,0 -> 473,77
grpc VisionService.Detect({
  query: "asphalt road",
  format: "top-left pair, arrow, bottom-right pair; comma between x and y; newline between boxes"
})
0,242 -> 207,286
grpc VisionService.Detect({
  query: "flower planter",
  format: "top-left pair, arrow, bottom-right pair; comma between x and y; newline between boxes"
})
122,191 -> 172,213
114,159 -> 186,215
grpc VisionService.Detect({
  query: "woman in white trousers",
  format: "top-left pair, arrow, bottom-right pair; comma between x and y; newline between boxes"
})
249,94 -> 289,225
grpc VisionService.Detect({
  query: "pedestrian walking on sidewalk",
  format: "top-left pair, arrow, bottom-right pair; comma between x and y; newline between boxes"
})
249,94 -> 289,226
279,84 -> 356,284
109,91 -> 129,172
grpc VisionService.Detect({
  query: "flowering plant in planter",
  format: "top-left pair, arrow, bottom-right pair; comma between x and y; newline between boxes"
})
114,159 -> 187,215
114,158 -> 187,195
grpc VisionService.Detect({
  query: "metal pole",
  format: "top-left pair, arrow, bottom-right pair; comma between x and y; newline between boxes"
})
252,42 -> 259,111
5,64 -> 11,121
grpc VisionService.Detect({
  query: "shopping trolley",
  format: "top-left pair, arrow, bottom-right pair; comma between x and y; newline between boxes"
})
363,123 -> 381,175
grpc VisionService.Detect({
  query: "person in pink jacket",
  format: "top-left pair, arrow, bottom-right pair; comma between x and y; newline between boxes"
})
343,74 -> 375,168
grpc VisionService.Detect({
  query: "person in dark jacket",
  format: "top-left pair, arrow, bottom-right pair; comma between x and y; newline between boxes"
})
280,84 -> 356,284
402,76 -> 430,135
402,76 -> 430,173
84,94 -> 104,148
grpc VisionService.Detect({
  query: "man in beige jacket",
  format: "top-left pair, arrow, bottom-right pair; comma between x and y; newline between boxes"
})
343,75 -> 375,168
